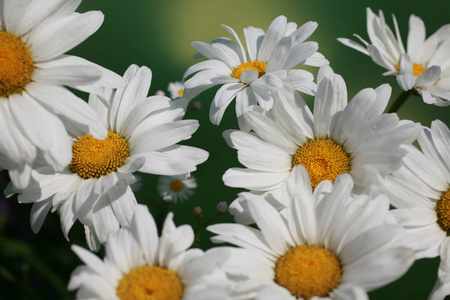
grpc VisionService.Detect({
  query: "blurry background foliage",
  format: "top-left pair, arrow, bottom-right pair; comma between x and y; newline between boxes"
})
1,0 -> 450,299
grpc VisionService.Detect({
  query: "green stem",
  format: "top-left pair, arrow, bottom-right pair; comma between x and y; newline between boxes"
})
386,90 -> 412,114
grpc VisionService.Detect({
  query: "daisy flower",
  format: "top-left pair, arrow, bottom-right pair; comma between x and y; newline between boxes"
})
338,8 -> 450,106
68,204 -> 231,300
208,166 -> 415,300
7,65 -> 208,250
0,0 -> 124,189
157,174 -> 197,203
183,15 -> 328,130
168,81 -> 186,99
224,66 -> 419,223
377,120 -> 450,299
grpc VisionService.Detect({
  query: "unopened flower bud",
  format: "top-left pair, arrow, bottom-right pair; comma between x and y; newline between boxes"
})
192,101 -> 202,110
216,201 -> 228,214
155,90 -> 165,96
193,206 -> 203,217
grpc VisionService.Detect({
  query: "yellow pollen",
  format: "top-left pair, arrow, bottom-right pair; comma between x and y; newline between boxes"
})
275,245 -> 342,300
0,31 -> 34,98
117,265 -> 183,300
231,60 -> 267,82
436,190 -> 450,235
169,180 -> 184,192
395,62 -> 427,77
69,131 -> 129,179
292,139 -> 350,190
177,89 -> 184,96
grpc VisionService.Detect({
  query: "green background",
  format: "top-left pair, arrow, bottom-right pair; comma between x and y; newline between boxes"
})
1,0 -> 450,299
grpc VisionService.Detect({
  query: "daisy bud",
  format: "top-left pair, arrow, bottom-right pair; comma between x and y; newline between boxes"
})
192,101 -> 202,110
155,90 -> 165,96
216,201 -> 228,214
193,206 -> 203,218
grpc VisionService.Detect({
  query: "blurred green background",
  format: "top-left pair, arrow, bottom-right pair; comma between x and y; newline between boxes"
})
1,0 -> 450,299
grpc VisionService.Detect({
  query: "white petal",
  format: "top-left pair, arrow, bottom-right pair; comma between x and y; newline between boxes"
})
29,11 -> 104,61
223,168 -> 289,191
407,15 -> 426,61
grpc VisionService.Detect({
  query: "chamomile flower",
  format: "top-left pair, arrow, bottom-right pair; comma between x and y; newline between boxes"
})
209,166 -> 415,300
338,8 -> 450,106
7,65 -> 208,250
183,15 -> 328,131
224,66 -> 419,223
157,174 -> 197,203
168,81 -> 186,99
69,204 -> 231,300
0,0 -> 124,189
378,120 -> 450,299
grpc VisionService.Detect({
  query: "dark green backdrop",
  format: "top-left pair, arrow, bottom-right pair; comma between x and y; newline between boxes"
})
1,0 -> 449,299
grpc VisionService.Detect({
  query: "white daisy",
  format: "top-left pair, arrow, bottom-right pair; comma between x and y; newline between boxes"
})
0,0 -> 124,189
157,174 -> 197,203
338,8 -> 450,106
224,66 -> 419,223
377,120 -> 450,299
209,166 -> 415,300
168,81 -> 186,99
429,239 -> 450,300
183,15 -> 328,131
7,65 -> 208,250
68,204 -> 231,300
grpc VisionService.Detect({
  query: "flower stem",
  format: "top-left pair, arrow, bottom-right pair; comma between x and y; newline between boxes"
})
386,90 -> 412,113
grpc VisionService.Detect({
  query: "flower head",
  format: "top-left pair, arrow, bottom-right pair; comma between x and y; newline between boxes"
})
378,120 -> 450,299
7,65 -> 208,250
223,67 -> 420,223
184,15 -> 328,131
157,174 -> 197,203
0,0 -> 124,189
209,166 -> 415,299
168,81 -> 186,99
338,8 -> 450,106
69,205 -> 230,299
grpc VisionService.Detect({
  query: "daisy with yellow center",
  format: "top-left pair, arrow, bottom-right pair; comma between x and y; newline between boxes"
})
168,81 -> 186,99
339,8 -> 450,106
8,65 -> 208,251
223,66 -> 419,224
0,0 -> 125,189
69,205 -> 231,300
157,174 -> 197,203
378,121 -> 450,299
183,15 -> 328,131
209,167 -> 415,299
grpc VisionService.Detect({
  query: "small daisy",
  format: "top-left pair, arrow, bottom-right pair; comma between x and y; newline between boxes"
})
224,66 -> 419,222
377,120 -> 450,299
168,81 -> 186,99
68,204 -> 231,300
338,8 -> 450,106
0,0 -> 124,189
7,65 -> 208,250
183,15 -> 328,130
157,174 -> 197,203
209,166 -> 415,299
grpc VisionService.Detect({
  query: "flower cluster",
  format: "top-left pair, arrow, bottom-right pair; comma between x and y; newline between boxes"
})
2,1 -> 450,299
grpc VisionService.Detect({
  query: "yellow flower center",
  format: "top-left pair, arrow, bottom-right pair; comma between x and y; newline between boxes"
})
69,131 -> 130,179
436,189 -> 450,235
169,180 -> 184,192
292,139 -> 350,190
395,62 -> 427,77
275,244 -> 342,299
231,60 -> 267,82
117,265 -> 183,300
177,89 -> 184,96
0,31 -> 35,98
